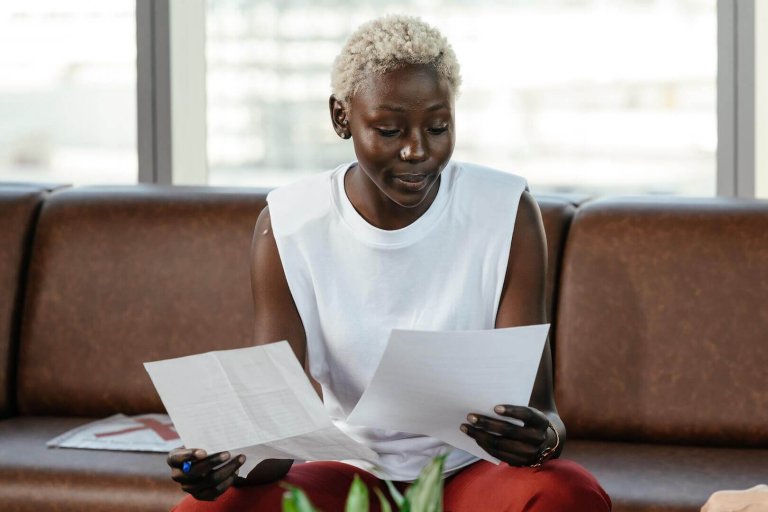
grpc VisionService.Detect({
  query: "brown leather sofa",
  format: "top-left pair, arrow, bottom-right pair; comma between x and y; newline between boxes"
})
556,198 -> 768,511
0,184 -> 765,512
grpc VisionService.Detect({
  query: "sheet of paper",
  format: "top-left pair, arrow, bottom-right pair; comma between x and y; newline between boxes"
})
145,342 -> 378,475
233,426 -> 383,474
346,324 -> 550,464
47,414 -> 182,452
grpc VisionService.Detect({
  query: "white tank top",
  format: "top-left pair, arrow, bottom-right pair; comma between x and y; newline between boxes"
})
267,161 -> 528,481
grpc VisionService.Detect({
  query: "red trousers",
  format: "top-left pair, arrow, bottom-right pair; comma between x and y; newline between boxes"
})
173,459 -> 611,511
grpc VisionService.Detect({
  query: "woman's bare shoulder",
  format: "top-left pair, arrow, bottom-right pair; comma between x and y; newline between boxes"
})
250,206 -> 307,357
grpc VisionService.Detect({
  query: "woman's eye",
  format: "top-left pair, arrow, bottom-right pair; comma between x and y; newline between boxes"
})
376,128 -> 400,137
428,126 -> 448,135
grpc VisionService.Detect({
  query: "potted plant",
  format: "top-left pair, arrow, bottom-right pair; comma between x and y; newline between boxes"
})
282,454 -> 447,512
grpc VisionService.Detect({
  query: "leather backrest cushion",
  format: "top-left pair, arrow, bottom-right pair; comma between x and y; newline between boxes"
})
555,198 -> 768,446
0,186 -> 50,417
17,186 -> 268,416
15,186 -> 577,416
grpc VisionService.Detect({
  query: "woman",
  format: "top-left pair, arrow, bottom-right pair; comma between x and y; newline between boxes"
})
168,15 -> 611,511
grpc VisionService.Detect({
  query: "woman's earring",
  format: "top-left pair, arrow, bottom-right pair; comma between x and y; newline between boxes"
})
340,121 -> 350,139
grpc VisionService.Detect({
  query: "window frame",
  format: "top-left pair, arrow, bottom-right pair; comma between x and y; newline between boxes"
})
138,0 -> 760,197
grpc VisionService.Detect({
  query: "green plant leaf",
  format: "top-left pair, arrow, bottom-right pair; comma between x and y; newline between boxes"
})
280,454 -> 447,512
373,486 -> 393,512
345,474 -> 369,512
384,479 -> 405,509
404,454 -> 447,512
281,485 -> 319,512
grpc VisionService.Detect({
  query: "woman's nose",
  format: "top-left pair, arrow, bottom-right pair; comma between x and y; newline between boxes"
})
399,132 -> 427,162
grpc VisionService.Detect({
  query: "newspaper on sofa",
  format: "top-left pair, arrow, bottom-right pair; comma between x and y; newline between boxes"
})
47,413 -> 183,452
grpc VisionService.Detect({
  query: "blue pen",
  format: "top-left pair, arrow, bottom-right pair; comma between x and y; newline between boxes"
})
182,461 -> 192,474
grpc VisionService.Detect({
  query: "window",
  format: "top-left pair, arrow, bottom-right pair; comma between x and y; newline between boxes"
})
206,0 -> 716,195
0,2 -> 137,185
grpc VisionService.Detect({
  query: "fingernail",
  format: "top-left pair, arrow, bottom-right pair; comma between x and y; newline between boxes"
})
195,449 -> 206,458
467,414 -> 478,424
460,424 -> 468,433
238,455 -> 246,464
494,405 -> 506,414
221,452 -> 231,461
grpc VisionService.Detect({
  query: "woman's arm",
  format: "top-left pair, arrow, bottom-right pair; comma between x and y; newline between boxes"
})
167,206 -> 310,499
250,206 -> 309,368
461,191 -> 565,465
239,206 -> 311,483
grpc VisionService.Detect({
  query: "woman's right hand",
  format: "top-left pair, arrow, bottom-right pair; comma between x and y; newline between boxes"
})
167,448 -> 245,501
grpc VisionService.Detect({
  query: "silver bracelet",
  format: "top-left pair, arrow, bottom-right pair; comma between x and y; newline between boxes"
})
529,422 -> 560,468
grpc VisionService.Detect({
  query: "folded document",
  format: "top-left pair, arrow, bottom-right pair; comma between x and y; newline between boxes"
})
144,342 -> 378,475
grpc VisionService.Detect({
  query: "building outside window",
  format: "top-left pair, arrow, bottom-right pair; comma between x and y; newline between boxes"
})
206,0 -> 716,195
0,1 -> 137,185
0,1 -> 716,195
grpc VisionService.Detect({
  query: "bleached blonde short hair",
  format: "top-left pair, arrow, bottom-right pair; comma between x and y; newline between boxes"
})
331,15 -> 461,102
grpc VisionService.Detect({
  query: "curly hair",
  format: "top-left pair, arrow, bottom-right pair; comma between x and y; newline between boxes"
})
331,14 -> 461,102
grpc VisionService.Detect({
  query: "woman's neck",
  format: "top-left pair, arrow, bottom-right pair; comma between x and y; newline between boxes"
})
344,164 -> 441,231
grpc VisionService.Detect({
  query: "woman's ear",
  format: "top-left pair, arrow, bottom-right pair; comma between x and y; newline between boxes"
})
329,95 -> 351,139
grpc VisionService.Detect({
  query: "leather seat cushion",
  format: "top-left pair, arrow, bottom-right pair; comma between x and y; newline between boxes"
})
564,440 -> 768,512
0,416 -> 184,511
5,419 -> 768,512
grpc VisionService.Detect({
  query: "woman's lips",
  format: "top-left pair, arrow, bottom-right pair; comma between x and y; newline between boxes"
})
393,174 -> 430,192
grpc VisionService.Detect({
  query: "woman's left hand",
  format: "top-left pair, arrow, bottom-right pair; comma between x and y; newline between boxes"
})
460,404 -> 553,467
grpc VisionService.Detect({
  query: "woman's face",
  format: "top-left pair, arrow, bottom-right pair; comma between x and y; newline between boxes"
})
336,64 -> 455,209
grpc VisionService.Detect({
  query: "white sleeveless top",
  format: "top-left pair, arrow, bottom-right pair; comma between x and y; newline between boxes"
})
267,161 -> 528,481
